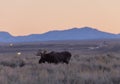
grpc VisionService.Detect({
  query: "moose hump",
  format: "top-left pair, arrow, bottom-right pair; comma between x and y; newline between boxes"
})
36,50 -> 71,64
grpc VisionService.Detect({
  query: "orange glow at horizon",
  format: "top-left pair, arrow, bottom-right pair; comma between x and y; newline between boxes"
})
0,0 -> 120,36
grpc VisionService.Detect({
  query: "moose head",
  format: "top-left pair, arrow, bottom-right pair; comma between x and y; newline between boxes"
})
36,49 -> 47,57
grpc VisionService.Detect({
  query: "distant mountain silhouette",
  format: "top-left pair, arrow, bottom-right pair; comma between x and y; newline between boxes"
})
0,32 -> 13,38
0,32 -> 13,42
0,27 -> 120,42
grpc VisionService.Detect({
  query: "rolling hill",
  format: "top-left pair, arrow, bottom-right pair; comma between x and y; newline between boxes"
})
0,27 -> 119,42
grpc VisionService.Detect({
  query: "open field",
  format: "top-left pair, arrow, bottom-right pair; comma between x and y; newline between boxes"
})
0,39 -> 120,84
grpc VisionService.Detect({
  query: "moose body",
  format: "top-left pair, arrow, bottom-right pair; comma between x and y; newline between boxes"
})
36,50 -> 71,64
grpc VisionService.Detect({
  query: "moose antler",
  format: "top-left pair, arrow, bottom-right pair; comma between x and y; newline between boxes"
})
36,49 -> 47,56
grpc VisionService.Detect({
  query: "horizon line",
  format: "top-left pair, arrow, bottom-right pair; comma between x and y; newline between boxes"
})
0,26 -> 119,36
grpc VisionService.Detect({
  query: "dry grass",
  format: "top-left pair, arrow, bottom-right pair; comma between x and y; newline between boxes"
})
0,40 -> 120,84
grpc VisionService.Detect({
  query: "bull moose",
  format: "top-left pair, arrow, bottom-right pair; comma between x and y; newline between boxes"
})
36,49 -> 71,64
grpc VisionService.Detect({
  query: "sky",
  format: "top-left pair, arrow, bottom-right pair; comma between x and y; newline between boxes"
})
0,0 -> 120,36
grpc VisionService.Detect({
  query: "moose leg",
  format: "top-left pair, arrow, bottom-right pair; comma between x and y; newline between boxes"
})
39,59 -> 45,63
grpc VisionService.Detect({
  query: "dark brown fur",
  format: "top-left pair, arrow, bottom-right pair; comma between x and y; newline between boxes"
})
36,50 -> 71,64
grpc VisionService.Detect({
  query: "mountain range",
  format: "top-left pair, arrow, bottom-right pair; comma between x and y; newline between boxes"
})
0,27 -> 120,43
